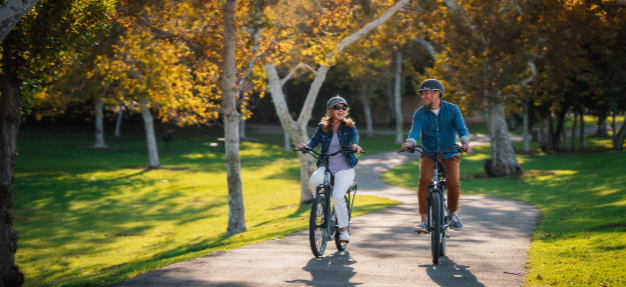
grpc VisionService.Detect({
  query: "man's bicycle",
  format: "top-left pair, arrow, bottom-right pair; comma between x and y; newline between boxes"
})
294,147 -> 361,257
398,144 -> 466,265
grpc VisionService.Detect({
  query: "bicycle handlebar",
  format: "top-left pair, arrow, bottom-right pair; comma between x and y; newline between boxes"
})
398,144 -> 466,156
294,147 -> 365,160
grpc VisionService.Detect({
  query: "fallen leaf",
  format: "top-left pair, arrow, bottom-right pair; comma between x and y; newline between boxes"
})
574,208 -> 578,211
563,213 -> 571,215
559,218 -> 564,220
537,275 -> 543,279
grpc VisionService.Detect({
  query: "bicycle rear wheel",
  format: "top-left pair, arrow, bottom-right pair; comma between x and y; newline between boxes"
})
309,194 -> 328,257
431,192 -> 442,265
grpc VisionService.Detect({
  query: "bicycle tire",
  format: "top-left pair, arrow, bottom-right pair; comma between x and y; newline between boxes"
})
335,195 -> 350,251
431,192 -> 442,265
309,194 -> 328,257
440,233 -> 446,256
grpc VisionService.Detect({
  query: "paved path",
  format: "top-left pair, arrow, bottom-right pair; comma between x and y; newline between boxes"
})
111,150 -> 539,287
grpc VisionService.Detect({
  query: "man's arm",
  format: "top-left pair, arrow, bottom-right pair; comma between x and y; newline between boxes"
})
406,109 -> 422,146
453,106 -> 473,154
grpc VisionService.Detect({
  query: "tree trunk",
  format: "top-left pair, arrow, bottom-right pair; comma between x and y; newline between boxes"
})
94,98 -> 107,148
540,114 -> 551,152
594,112 -> 609,138
612,112 -> 616,135
571,111 -> 577,151
284,130 -> 291,152
264,0 -> 410,204
387,78 -> 396,128
522,98 -> 530,154
485,103 -> 523,177
0,35 -> 25,287
222,0 -> 246,235
394,53 -> 403,144
239,116 -> 246,139
551,107 -> 567,151
265,64 -> 317,204
580,110 -> 586,149
612,115 -> 626,150
94,84 -> 110,148
361,92 -> 374,138
114,100 -> 123,137
140,98 -> 160,169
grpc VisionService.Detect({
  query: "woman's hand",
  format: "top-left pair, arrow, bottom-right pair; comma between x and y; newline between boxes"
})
351,143 -> 363,153
298,143 -> 310,150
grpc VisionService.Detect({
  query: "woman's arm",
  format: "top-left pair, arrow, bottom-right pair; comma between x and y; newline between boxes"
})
303,125 -> 323,149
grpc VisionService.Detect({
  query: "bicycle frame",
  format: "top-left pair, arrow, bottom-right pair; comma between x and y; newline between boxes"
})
400,144 -> 465,233
297,147 -> 360,230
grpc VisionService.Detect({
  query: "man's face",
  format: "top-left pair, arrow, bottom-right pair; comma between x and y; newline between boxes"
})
420,90 -> 440,107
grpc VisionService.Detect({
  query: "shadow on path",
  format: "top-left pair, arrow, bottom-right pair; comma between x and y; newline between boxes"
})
420,257 -> 485,287
287,251 -> 362,286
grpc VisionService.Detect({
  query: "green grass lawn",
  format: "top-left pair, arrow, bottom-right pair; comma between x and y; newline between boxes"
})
13,125 -> 400,287
382,139 -> 626,287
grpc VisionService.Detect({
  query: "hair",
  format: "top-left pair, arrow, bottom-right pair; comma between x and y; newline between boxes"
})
320,107 -> 355,133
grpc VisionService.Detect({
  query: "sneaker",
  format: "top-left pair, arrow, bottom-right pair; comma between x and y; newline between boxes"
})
414,221 -> 429,233
449,214 -> 463,231
339,231 -> 350,242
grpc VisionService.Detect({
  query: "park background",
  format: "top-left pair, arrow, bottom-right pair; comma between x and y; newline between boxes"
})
0,0 -> 625,286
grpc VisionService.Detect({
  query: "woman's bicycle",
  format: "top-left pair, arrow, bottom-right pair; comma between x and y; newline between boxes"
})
398,144 -> 466,265
294,146 -> 362,257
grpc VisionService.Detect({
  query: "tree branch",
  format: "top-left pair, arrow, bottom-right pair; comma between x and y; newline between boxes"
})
333,0 -> 411,56
412,37 -> 437,58
280,63 -> 317,87
0,0 -> 40,42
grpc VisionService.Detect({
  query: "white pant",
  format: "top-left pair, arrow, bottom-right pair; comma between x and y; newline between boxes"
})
309,167 -> 355,229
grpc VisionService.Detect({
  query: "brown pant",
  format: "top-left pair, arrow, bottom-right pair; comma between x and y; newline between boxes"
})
418,155 -> 460,214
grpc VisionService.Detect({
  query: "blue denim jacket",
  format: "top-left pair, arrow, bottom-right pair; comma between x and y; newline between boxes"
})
406,101 -> 470,160
307,123 -> 360,168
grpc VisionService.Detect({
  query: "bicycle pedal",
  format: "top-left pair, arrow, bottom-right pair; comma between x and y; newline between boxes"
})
415,231 -> 428,234
445,234 -> 451,238
340,240 -> 349,243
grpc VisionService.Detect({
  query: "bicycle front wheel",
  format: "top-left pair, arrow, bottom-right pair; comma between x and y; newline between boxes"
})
309,194 -> 328,257
431,192 -> 442,265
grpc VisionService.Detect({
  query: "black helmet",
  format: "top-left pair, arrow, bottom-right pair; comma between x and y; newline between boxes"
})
418,79 -> 444,96
326,96 -> 348,109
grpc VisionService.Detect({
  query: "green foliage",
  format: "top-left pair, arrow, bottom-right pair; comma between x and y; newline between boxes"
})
1,0 -> 116,114
383,143 -> 626,287
13,128 -> 399,286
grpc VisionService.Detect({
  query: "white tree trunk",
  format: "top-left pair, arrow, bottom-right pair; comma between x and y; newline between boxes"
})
114,100 -> 123,137
522,98 -> 530,154
94,98 -> 107,148
264,0 -> 410,203
394,53 -> 403,144
361,92 -> 374,137
284,130 -> 291,152
140,98 -> 160,169
266,64 -> 316,204
0,0 -> 41,42
239,115 -> 246,139
222,0 -> 246,235
486,103 -> 523,176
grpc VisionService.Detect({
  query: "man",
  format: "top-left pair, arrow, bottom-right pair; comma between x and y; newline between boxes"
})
400,79 -> 473,233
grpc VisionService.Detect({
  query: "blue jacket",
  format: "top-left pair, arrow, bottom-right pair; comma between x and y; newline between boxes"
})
406,101 -> 470,160
306,123 -> 360,169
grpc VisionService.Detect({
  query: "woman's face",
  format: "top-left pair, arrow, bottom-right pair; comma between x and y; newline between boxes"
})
332,104 -> 347,122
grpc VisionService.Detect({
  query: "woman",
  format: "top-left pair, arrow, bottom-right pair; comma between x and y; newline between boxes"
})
299,96 -> 363,243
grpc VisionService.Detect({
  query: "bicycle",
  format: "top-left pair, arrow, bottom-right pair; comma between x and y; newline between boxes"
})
398,144 -> 466,265
294,146 -> 362,257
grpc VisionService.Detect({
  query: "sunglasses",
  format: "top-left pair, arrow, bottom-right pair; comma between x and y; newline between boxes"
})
333,105 -> 348,111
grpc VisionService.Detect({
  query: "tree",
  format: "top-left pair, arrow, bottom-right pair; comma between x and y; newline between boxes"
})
264,0 -> 411,204
0,0 -> 114,285
0,0 -> 40,42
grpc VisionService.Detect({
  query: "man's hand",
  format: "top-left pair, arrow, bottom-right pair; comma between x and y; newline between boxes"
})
401,141 -> 414,152
462,142 -> 473,155
351,143 -> 363,153
298,143 -> 310,150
